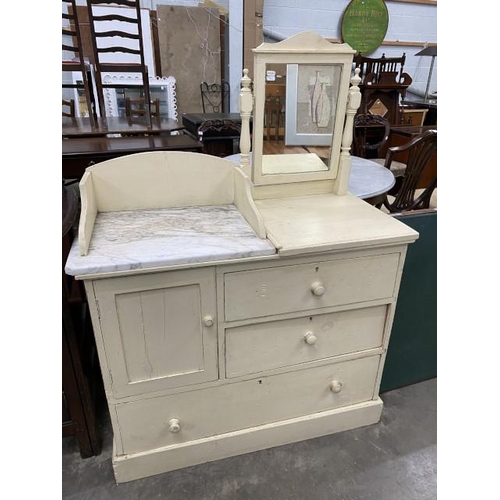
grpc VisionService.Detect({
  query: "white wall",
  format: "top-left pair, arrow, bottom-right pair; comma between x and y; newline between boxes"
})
263,0 -> 437,96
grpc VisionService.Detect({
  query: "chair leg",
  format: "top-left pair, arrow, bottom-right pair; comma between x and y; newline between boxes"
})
142,66 -> 152,128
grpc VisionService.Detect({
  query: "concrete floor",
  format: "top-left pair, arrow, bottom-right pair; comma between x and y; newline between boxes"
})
62,378 -> 436,500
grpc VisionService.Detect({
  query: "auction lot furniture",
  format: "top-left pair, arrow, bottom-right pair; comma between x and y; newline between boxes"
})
64,32 -> 418,484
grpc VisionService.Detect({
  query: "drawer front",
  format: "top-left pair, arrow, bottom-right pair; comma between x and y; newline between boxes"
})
93,267 -> 218,398
225,305 -> 387,378
116,355 -> 380,455
224,253 -> 400,321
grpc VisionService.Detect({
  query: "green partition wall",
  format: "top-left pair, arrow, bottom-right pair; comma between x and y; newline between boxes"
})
380,210 -> 437,393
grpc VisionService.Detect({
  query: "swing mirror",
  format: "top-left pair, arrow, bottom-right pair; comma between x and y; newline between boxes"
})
251,32 -> 356,186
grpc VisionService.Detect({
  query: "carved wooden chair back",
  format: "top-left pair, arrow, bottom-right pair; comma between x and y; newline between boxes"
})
352,114 -> 391,159
382,130 -> 437,213
62,99 -> 76,118
354,53 -> 407,83
200,81 -> 230,113
62,0 -> 96,126
87,0 -> 152,125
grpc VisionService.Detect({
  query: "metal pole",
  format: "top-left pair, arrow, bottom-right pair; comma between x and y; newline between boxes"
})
424,55 -> 436,102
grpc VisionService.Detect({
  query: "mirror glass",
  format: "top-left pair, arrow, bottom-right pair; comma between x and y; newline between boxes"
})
261,62 -> 342,176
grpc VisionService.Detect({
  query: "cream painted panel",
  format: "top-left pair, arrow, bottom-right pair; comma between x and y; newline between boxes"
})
94,267 -> 217,398
115,355 -> 380,455
115,285 -> 204,382
225,305 -> 387,378
224,253 -> 400,321
86,152 -> 236,213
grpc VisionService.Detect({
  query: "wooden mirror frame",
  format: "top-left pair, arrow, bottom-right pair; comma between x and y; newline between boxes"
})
251,32 -> 356,186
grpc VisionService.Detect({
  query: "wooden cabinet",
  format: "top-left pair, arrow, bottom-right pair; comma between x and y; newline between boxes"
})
65,139 -> 417,483
92,268 -> 218,398
76,241 -> 412,482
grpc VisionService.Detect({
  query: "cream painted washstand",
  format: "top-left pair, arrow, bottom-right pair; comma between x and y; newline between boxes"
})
65,32 -> 419,483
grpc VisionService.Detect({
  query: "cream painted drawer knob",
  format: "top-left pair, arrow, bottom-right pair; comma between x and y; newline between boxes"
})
311,282 -> 325,296
329,380 -> 343,394
203,315 -> 214,327
168,418 -> 181,433
304,332 -> 317,345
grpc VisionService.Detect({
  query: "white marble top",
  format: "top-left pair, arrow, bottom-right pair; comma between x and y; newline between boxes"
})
349,156 -> 395,199
65,205 -> 276,277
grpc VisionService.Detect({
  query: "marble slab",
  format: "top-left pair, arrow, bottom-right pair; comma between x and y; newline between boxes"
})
65,205 -> 276,277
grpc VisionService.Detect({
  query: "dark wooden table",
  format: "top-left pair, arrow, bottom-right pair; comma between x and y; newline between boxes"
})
63,134 -> 203,179
62,116 -> 185,138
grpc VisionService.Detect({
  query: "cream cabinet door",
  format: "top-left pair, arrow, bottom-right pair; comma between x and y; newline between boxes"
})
93,267 -> 218,398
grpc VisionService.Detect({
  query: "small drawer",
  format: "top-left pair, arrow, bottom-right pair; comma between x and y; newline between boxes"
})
224,253 -> 400,322
225,305 -> 387,378
115,355 -> 380,455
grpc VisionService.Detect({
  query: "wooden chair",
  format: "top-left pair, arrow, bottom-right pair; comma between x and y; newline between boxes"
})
62,0 -> 96,126
382,130 -> 437,213
62,98 -> 76,118
125,97 -> 160,119
87,0 -> 152,126
200,81 -> 230,113
353,114 -> 408,179
352,114 -> 390,159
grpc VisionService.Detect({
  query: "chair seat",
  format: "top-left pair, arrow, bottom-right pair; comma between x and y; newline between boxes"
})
373,158 -> 407,177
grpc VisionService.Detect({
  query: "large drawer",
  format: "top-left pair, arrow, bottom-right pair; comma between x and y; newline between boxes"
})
115,355 -> 380,455
225,305 -> 387,378
224,253 -> 400,321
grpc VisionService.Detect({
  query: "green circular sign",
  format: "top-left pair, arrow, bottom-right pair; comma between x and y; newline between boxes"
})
341,0 -> 389,55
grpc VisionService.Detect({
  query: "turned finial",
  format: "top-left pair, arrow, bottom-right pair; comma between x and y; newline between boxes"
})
351,67 -> 361,88
241,68 -> 251,89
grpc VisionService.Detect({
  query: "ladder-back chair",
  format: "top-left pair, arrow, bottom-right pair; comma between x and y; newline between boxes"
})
87,0 -> 152,126
62,0 -> 96,126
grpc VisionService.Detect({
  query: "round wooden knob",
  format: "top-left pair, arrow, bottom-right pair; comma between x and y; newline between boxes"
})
329,380 -> 343,394
203,316 -> 214,327
304,332 -> 317,345
168,418 -> 181,433
311,282 -> 325,296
